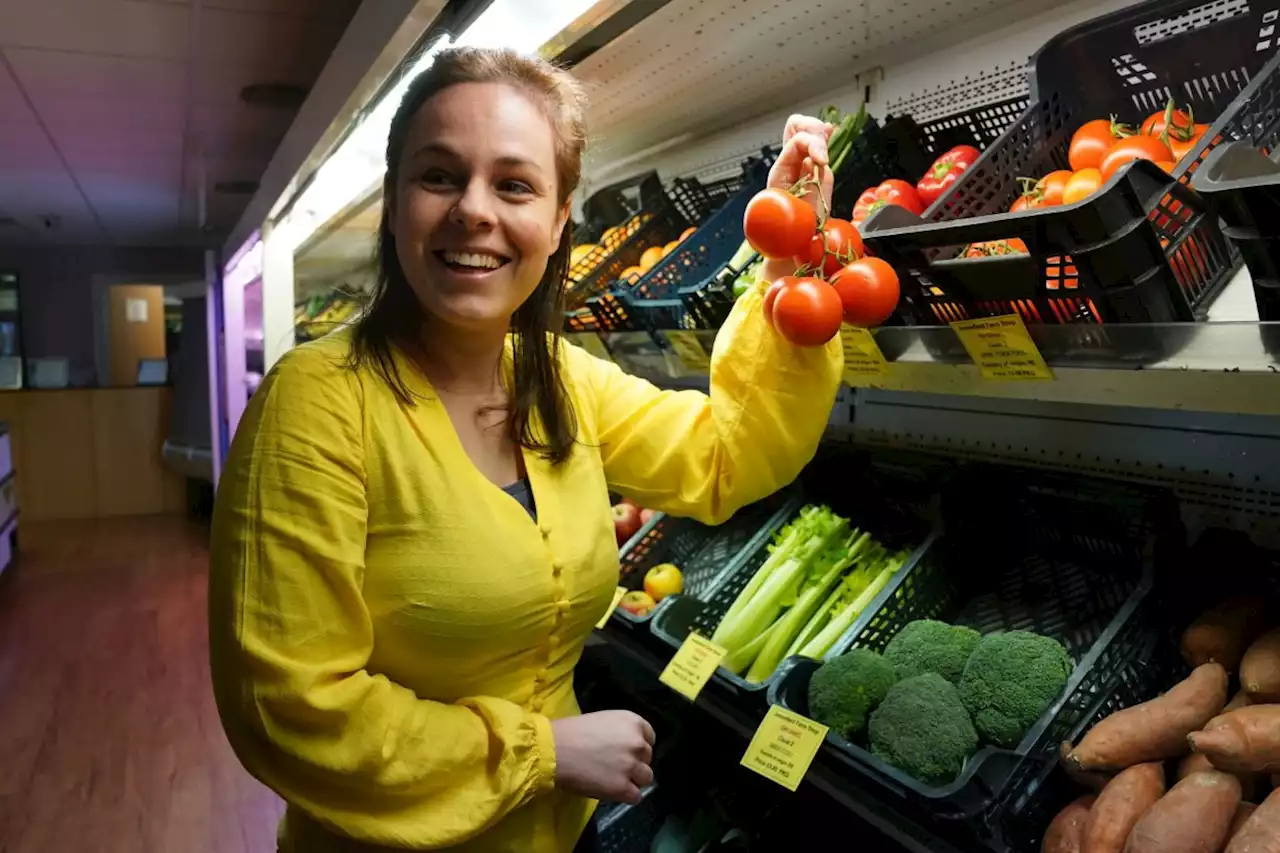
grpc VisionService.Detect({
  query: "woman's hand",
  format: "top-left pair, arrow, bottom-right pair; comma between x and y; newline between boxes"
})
551,710 -> 655,805
760,114 -> 836,284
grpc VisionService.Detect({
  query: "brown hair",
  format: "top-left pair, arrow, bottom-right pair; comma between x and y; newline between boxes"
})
349,47 -> 587,464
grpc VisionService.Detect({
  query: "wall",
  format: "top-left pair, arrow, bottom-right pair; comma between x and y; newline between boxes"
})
0,246 -> 203,386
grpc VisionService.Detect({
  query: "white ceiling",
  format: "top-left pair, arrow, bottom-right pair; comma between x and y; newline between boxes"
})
0,0 -> 361,246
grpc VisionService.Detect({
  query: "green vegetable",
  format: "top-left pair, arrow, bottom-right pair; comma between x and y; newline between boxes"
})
883,619 -> 982,683
869,672 -> 979,785
808,648 -> 898,738
744,530 -> 871,683
795,552 -> 905,661
958,630 -> 1073,748
711,505 -> 851,655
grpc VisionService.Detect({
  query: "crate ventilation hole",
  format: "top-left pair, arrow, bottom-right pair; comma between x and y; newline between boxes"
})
1134,0 -> 1251,45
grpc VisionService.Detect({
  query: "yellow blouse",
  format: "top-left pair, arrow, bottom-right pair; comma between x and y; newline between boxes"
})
208,282 -> 843,853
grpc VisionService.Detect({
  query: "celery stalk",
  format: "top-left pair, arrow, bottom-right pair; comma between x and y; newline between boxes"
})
785,580 -> 842,658
744,533 -> 867,683
722,621 -> 777,675
717,527 -> 800,630
711,507 -> 849,654
798,556 -> 904,660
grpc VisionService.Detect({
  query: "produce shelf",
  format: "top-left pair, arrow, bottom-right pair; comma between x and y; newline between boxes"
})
578,270 -> 1280,417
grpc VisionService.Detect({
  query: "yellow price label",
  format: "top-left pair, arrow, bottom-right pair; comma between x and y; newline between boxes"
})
567,333 -> 612,363
740,705 -> 829,792
950,314 -> 1054,381
659,633 -> 727,700
665,330 -> 711,373
596,586 -> 626,629
839,325 -> 889,380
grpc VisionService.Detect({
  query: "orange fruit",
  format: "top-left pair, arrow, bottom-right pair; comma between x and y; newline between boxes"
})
680,226 -> 696,241
639,245 -> 664,271
618,265 -> 644,284
663,240 -> 681,255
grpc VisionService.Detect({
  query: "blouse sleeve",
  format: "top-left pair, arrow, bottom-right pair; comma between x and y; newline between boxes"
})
208,343 -> 556,849
573,277 -> 843,525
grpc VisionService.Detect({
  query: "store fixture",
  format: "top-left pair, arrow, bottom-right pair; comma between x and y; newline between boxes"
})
228,0 -> 1280,849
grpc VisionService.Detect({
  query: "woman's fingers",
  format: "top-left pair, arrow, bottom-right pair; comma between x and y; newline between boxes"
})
638,718 -> 656,746
784,114 -> 835,145
630,761 -> 655,789
621,783 -> 643,805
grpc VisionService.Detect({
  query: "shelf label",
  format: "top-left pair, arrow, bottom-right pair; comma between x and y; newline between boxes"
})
740,705 -> 828,792
950,314 -> 1054,381
839,325 -> 889,380
596,586 -> 627,629
665,330 -> 711,373
567,332 -> 612,363
659,633 -> 726,700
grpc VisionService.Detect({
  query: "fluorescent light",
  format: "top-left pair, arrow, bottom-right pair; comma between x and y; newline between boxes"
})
454,0 -> 600,54
274,1 -> 604,252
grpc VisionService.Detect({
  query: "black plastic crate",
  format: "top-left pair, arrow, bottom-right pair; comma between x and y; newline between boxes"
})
597,786 -> 667,853
831,106 -> 1028,221
769,468 -> 1179,826
566,198 -> 689,313
650,458 -> 942,703
865,0 -> 1280,330
1192,138 -> 1280,355
607,496 -> 791,634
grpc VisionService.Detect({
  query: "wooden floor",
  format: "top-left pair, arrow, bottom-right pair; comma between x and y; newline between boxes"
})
0,516 -> 284,852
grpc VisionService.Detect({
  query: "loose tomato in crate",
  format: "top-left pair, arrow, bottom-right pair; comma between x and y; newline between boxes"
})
864,0 -> 1280,332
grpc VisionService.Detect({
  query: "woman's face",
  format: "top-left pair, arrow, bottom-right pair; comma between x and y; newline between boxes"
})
390,81 -> 570,334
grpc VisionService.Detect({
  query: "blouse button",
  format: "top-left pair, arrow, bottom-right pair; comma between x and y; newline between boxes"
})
551,561 -> 563,577
548,635 -> 561,650
556,599 -> 571,614
531,698 -> 543,712
540,526 -> 551,539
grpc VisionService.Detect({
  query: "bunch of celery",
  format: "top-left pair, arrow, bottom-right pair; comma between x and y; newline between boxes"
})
711,504 -> 909,684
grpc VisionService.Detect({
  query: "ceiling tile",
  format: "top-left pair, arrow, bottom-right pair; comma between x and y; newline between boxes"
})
0,0 -> 190,61
196,8 -> 343,92
203,0 -> 361,19
5,48 -> 187,99
26,91 -> 186,130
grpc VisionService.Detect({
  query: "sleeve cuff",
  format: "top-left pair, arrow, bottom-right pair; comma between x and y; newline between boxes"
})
530,712 -> 558,794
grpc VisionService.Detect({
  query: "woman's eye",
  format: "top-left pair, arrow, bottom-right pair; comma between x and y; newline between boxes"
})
419,169 -> 454,187
501,180 -> 535,195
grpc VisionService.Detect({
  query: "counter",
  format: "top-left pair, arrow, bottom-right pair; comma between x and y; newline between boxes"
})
0,387 -> 185,521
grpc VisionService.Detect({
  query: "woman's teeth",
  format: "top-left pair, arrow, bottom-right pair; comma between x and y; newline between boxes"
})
441,251 -> 505,270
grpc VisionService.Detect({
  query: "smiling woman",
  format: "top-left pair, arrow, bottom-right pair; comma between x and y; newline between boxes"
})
208,47 -> 845,853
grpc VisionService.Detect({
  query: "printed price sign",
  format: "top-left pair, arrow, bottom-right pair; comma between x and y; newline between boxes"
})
659,633 -> 727,700
950,314 -> 1054,381
839,325 -> 889,380
595,587 -> 626,629
740,705 -> 829,792
567,333 -> 612,363
665,330 -> 711,373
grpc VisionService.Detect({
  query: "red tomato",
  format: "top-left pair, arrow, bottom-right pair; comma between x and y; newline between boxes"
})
1062,168 -> 1102,205
1069,119 -> 1129,171
762,275 -> 798,329
743,188 -> 817,260
1141,101 -> 1196,139
795,218 -> 864,279
962,239 -> 1029,257
852,179 -> 924,226
770,277 -> 844,346
1010,193 -> 1044,213
830,258 -> 900,328
1037,170 -> 1074,206
1100,135 -> 1174,182
1170,124 -> 1210,163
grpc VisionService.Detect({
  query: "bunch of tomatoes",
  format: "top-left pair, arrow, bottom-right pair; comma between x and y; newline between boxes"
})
1011,100 -> 1209,213
742,181 -> 900,347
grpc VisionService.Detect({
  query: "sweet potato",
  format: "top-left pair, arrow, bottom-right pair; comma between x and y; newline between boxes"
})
1082,762 -> 1165,853
1123,771 -> 1242,853
1062,663 -> 1228,773
1241,628 -> 1280,703
1228,802 -> 1258,841
1227,688 -> 1257,713
1044,795 -> 1096,853
1179,751 -> 1261,801
1226,787 -> 1280,853
1190,706 -> 1280,774
1181,597 -> 1270,671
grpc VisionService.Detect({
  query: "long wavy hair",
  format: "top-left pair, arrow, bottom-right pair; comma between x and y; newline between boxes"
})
348,47 -> 587,464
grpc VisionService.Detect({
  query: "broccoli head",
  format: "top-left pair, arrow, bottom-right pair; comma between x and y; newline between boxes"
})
958,630 -> 1073,748
868,672 -> 978,785
808,648 -> 899,739
883,619 -> 982,683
